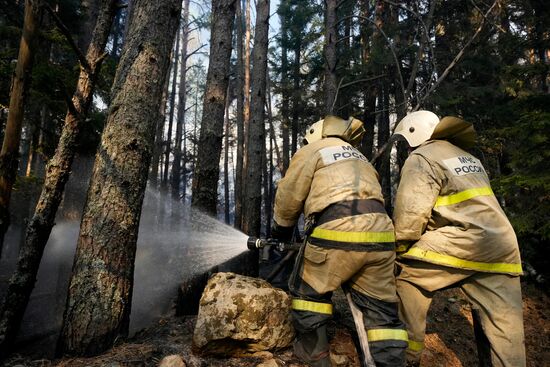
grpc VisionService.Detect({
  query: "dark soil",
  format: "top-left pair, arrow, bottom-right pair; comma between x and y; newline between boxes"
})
3,280 -> 548,367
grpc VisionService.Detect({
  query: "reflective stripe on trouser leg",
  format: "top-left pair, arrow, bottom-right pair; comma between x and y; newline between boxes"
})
289,252 -> 332,366
349,289 -> 408,367
396,277 -> 433,364
288,244 -> 333,333
396,260 -> 476,364
460,273 -> 526,367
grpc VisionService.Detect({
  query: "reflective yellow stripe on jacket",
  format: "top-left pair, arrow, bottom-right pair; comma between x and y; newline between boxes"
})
367,329 -> 408,343
434,186 -> 493,207
310,228 -> 395,243
403,247 -> 523,274
292,299 -> 333,315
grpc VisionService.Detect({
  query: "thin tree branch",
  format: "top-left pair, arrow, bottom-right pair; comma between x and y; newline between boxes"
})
331,77 -> 345,113
340,14 -> 406,108
115,1 -> 127,9
43,2 -> 91,72
404,0 -> 436,99
414,0 -> 499,110
185,44 -> 207,61
470,0 -> 507,33
382,0 -> 437,80
339,74 -> 387,89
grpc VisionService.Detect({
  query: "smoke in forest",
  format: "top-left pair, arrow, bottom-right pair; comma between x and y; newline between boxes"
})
0,156 -> 248,355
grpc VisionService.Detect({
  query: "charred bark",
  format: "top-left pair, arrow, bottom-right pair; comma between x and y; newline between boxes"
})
242,0 -> 269,237
57,0 -> 181,355
234,0 -> 245,229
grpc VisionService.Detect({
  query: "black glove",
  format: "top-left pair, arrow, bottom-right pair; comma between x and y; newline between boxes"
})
271,222 -> 294,242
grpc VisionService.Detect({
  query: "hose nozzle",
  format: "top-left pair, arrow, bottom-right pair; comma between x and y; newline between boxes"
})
247,237 -> 302,253
247,237 -> 278,250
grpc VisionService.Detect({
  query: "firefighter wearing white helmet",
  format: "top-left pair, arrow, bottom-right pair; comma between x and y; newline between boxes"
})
272,115 -> 407,367
392,110 -> 525,367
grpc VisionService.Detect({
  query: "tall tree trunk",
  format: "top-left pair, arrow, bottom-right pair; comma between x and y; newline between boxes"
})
191,0 -> 236,215
0,0 -> 40,256
266,76 -> 283,174
181,86 -> 189,202
242,0 -> 269,237
290,37 -> 301,156
0,0 -> 117,359
223,82 -> 231,224
324,0 -> 338,114
161,29 -> 180,191
278,2 -> 290,173
149,63 -> 171,187
171,0 -> 190,200
239,0 -> 252,228
234,0 -> 245,229
376,81 -> 391,213
361,87 -> 376,160
337,0 -> 354,117
171,0 -> 189,200
265,119 -> 273,237
261,140 -> 268,234
24,112 -> 40,176
58,0 -> 181,355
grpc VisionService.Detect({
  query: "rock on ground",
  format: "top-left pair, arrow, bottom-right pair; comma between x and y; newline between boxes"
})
192,272 -> 295,356
158,355 -> 186,367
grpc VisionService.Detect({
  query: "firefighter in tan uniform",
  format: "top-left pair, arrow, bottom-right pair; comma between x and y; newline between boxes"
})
273,116 -> 408,367
392,111 -> 525,367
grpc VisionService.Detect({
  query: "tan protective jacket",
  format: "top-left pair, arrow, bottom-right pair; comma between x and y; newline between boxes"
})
393,140 -> 522,275
274,137 -> 395,250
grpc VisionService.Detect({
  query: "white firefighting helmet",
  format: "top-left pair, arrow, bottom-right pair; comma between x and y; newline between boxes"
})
393,110 -> 440,147
393,110 -> 476,148
303,116 -> 366,147
303,119 -> 324,145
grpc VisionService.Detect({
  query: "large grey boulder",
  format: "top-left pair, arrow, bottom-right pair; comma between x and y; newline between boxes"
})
192,272 -> 294,356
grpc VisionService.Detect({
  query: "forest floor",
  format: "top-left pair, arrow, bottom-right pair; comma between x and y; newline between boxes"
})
3,280 -> 549,367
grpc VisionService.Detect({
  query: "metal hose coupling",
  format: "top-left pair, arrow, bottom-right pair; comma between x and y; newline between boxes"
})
247,237 -> 278,250
247,237 -> 302,252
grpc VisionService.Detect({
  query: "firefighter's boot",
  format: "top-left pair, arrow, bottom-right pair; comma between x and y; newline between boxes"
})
293,325 -> 330,367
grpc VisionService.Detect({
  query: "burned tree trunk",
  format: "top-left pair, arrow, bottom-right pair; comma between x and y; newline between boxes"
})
58,0 -> 181,356
191,0 -> 236,215
242,0 -> 269,237
233,0 -> 245,229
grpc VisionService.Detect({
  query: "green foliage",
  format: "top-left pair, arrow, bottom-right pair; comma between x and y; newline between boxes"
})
492,107 -> 550,239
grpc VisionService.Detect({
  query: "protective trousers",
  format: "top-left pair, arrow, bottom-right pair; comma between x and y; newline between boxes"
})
289,242 -> 408,367
396,260 -> 525,367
